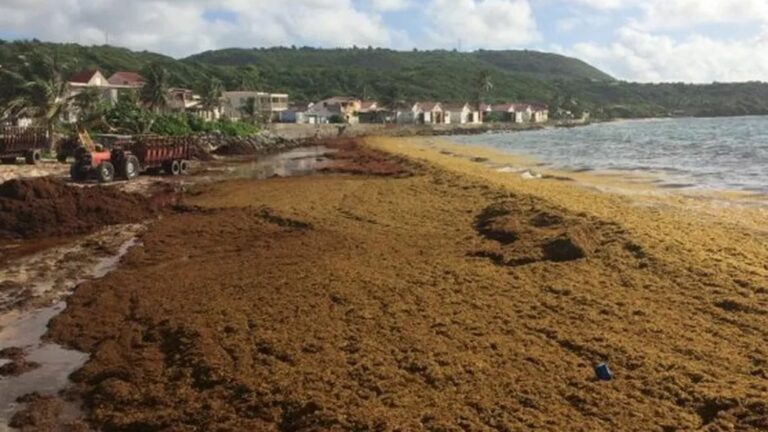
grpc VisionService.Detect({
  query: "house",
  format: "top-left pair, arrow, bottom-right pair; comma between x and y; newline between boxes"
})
301,97 -> 363,124
222,91 -> 290,122
107,71 -> 145,87
396,102 -> 448,125
358,101 -> 387,123
488,104 -> 519,123
167,88 -> 200,112
279,103 -> 315,124
492,103 -> 514,120
443,103 -> 481,124
66,70 -> 132,121
314,97 -> 362,124
68,70 -> 119,106
529,103 -> 549,123
69,70 -> 111,88
305,103 -> 337,124
463,103 -> 493,123
487,103 -> 541,123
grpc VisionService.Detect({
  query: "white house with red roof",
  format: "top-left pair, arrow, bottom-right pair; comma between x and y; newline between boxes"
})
396,102 -> 448,124
443,103 -> 481,124
65,70 -> 128,121
67,69 -> 141,103
107,71 -> 146,87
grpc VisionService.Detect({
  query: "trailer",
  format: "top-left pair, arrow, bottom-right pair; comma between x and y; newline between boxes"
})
70,134 -> 192,182
0,126 -> 48,165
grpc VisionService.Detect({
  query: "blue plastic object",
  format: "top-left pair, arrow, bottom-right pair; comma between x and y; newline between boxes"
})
594,363 -> 613,381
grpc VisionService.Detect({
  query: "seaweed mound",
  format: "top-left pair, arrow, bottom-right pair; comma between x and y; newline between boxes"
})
0,177 -> 156,240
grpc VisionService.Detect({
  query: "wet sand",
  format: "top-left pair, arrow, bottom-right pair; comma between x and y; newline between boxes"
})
10,137 -> 768,430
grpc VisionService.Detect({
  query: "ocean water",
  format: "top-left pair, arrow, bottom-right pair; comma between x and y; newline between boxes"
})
450,117 -> 768,194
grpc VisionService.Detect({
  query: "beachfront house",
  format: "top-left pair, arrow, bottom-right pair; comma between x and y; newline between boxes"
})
304,102 -> 339,124
397,102 -> 447,125
358,101 -> 387,123
480,103 -> 493,123
530,103 -> 549,123
488,103 -> 545,123
222,91 -> 289,122
488,104 -> 518,122
444,103 -> 481,125
279,103 -> 315,123
315,97 -> 362,124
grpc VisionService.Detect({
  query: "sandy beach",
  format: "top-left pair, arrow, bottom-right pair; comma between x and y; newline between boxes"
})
2,137 -> 766,430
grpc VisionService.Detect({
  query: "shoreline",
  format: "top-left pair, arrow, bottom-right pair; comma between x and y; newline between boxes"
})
436,119 -> 768,204
2,137 -> 767,430
403,136 -> 768,214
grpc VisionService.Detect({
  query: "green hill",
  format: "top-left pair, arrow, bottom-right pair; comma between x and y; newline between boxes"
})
2,40 -> 768,118
186,47 -> 613,81
181,47 -> 612,103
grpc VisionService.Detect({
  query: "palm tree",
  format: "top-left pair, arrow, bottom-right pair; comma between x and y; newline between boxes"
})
475,70 -> 494,122
199,78 -> 223,120
140,63 -> 170,112
74,86 -> 111,128
0,54 -> 74,150
239,96 -> 259,124
106,92 -> 154,134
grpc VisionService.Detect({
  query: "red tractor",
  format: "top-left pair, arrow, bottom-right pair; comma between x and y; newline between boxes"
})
70,127 -> 191,183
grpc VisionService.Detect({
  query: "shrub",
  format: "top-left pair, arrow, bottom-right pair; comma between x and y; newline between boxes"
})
151,114 -> 192,136
209,119 -> 260,137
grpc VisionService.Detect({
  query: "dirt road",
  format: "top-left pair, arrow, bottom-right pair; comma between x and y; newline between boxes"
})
9,137 -> 766,430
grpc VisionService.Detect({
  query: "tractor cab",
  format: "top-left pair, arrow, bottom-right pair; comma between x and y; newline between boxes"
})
69,126 -> 131,182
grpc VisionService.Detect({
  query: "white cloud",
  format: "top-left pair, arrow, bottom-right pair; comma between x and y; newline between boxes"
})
570,0 -> 627,10
3,0 -> 768,83
0,0 -> 395,57
369,0 -> 412,12
425,0 -> 540,49
635,0 -> 768,30
569,26 -> 768,83
565,0 -> 768,29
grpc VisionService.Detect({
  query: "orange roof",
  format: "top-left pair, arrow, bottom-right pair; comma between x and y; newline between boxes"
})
69,70 -> 100,84
108,71 -> 145,86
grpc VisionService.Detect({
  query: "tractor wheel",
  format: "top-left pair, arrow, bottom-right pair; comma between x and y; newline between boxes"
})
170,160 -> 182,176
1,157 -> 16,165
97,161 -> 115,183
121,155 -> 140,180
25,150 -> 42,165
179,159 -> 190,175
70,164 -> 88,182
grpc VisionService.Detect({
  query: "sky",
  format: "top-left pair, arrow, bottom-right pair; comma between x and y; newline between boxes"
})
1,0 -> 768,83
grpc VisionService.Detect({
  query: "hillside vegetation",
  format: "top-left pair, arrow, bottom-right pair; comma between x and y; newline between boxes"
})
2,40 -> 768,118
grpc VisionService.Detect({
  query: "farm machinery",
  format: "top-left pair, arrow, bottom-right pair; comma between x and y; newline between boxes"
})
70,126 -> 192,183
0,126 -> 48,165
